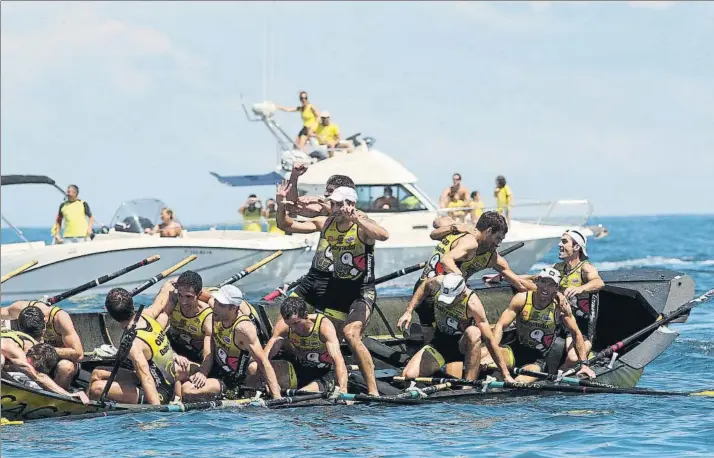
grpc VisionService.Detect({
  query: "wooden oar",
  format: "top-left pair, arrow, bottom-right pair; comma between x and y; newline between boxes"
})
1,260 -> 38,284
98,255 -> 198,405
47,255 -> 161,305
393,376 -> 714,398
216,251 -> 283,288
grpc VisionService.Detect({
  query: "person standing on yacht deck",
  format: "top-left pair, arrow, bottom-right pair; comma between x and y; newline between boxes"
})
494,175 -> 513,227
53,184 -> 94,244
239,194 -> 263,232
439,173 -> 469,210
276,91 -> 320,150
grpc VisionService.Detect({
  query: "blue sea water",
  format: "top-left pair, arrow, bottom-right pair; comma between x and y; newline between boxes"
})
2,215 -> 713,457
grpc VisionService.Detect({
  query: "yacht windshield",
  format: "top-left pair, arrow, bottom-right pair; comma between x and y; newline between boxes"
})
355,185 -> 427,213
110,198 -> 171,233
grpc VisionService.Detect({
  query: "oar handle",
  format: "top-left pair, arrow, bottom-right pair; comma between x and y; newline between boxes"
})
217,251 -> 283,288
1,260 -> 38,284
129,255 -> 197,297
47,255 -> 161,304
498,241 -> 525,257
375,262 -> 426,285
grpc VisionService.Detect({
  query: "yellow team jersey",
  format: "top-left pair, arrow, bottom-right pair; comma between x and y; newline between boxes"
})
167,304 -> 213,361
213,315 -> 253,383
58,200 -> 90,238
44,306 -> 64,347
324,217 -> 375,284
516,292 -> 558,353
433,289 -> 473,336
301,104 -> 318,130
135,315 -> 177,404
447,200 -> 466,218
554,260 -> 594,333
315,123 -> 340,145
287,313 -> 333,369
2,330 -> 37,351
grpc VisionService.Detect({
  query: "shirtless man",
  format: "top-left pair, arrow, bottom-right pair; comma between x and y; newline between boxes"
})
276,183 -> 389,396
180,285 -> 282,401
87,288 -> 191,405
146,271 -> 213,392
439,173 -> 469,209
144,207 -> 182,237
1,299 -> 84,389
2,306 -> 89,403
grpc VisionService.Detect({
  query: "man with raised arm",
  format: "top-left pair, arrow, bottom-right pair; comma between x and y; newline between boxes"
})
276,182 -> 389,396
1,299 -> 84,389
397,274 -> 515,383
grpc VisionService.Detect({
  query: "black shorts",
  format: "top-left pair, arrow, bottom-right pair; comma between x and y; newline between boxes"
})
322,281 -> 376,322
423,331 -> 463,367
290,269 -> 332,311
137,384 -> 173,405
412,280 -> 435,327
504,341 -> 547,371
298,126 -> 310,137
287,359 -> 334,391
167,334 -> 203,363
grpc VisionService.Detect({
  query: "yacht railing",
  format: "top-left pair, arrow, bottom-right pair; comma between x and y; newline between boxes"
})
437,199 -> 594,228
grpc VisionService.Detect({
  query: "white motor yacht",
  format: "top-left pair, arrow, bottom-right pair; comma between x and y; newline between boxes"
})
209,101 -> 597,286
0,175 -> 309,302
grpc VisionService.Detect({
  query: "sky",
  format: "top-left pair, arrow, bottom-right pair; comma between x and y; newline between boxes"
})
2,1 -> 713,228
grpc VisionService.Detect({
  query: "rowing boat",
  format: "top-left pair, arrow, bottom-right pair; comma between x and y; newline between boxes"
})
1,268 -> 697,422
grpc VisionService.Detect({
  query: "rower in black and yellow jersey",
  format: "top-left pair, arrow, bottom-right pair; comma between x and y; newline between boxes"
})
398,273 -> 514,382
1,298 -> 84,389
2,306 -> 89,403
276,183 -> 389,396
147,271 -> 214,392
88,288 -> 191,405
180,285 -> 282,402
263,296 -> 348,394
485,268 -> 596,382
412,212 -> 536,336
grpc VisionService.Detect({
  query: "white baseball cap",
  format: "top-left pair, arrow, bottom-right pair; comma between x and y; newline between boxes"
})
437,273 -> 467,305
536,267 -> 562,285
211,285 -> 243,306
564,229 -> 588,258
328,186 -> 357,203
320,111 -> 331,118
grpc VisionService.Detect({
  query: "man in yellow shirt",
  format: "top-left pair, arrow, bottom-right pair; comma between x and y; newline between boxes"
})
53,185 -> 94,244
313,112 -> 352,155
494,175 -> 513,227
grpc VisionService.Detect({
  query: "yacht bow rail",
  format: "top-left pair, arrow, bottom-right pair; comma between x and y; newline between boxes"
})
437,199 -> 594,228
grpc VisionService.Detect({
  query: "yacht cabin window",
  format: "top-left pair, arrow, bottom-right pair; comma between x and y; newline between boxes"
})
355,185 -> 427,213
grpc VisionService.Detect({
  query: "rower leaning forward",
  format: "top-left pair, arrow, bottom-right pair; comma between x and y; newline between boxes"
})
180,285 -> 282,401
411,212 -> 535,338
1,298 -> 84,389
276,182 -> 389,396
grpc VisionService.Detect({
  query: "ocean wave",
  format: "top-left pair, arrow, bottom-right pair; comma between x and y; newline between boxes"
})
531,257 -> 714,272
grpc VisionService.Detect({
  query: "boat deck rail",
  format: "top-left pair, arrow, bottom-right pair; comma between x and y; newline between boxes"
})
437,199 -> 594,228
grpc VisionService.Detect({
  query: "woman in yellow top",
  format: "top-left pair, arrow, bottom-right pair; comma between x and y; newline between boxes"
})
276,91 -> 320,151
468,191 -> 484,225
446,191 -> 466,223
494,175 -> 513,227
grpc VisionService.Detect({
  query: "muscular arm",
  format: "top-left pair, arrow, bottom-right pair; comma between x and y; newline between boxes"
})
404,277 -> 439,316
580,263 -> 605,294
558,294 -> 590,361
0,301 -> 31,320
493,293 -> 526,346
276,197 -> 327,233
356,216 -> 389,243
3,342 -> 74,397
145,281 -> 176,320
239,322 -> 282,399
55,311 -> 84,361
198,313 -> 214,376
321,318 -> 348,393
468,294 -> 511,379
130,343 -> 161,405
491,255 -> 537,292
440,235 -> 478,276
263,319 -> 289,360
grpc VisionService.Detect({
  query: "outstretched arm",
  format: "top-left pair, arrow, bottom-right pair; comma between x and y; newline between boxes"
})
397,277 -> 438,331
491,254 -> 537,292
55,311 -> 84,361
276,181 -> 327,233
440,236 -> 478,276
263,319 -> 289,360
468,294 -> 513,381
0,301 -> 31,320
493,293 -> 526,346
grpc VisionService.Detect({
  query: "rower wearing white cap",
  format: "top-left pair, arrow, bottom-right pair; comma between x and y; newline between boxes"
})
398,273 -> 514,382
486,268 -> 596,382
180,285 -> 282,401
276,182 -> 389,396
552,229 -> 604,370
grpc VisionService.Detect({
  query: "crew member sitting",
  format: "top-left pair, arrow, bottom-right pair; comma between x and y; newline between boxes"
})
1,299 -> 84,389
239,194 -> 263,232
397,273 -> 514,382
312,112 -> 352,155
87,288 -> 191,405
373,186 -> 400,210
2,306 -> 89,403
263,296 -> 349,394
144,208 -> 183,237
484,268 -> 596,382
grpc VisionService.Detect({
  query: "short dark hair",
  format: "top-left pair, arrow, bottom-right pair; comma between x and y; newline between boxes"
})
18,305 -> 45,340
280,296 -> 309,320
470,191 -> 479,199
26,343 -> 59,375
476,211 -> 508,235
326,175 -> 355,190
453,173 -> 462,180
496,175 -> 506,187
68,184 -> 79,193
249,194 -> 257,198
176,270 -> 203,295
105,288 -> 135,322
